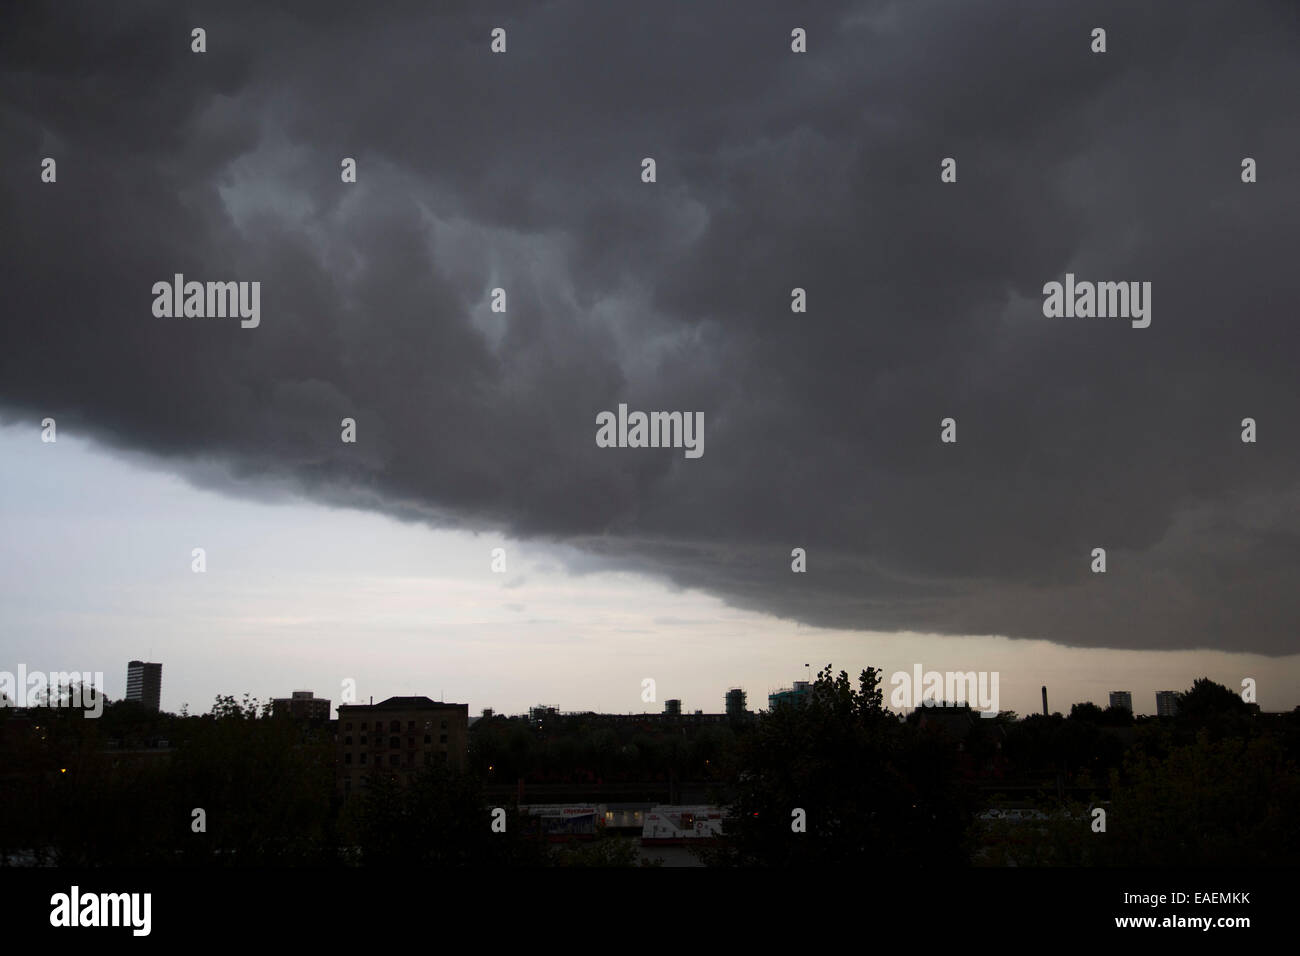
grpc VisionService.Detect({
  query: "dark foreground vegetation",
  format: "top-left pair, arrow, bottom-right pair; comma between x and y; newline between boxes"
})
2,671 -> 1296,866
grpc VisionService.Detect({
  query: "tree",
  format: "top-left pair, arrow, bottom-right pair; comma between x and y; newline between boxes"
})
1102,730 -> 1300,865
343,764 -> 549,867
1069,702 -> 1105,723
704,665 -> 975,866
1176,677 -> 1254,725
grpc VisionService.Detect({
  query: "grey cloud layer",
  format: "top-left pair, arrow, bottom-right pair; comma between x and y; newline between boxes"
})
2,0 -> 1298,653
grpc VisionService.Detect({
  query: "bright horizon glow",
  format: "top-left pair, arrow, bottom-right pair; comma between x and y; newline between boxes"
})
2,423 -> 1296,719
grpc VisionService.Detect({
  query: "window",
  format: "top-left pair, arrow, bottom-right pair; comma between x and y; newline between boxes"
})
360,735 -> 367,745
424,735 -> 431,744
390,737 -> 399,749
407,720 -> 415,730
389,754 -> 399,767
345,722 -> 352,731
360,722 -> 367,730
345,736 -> 352,745
345,753 -> 352,765
408,736 -> 415,748
424,752 -> 432,765
440,734 -> 447,744
440,719 -> 447,730
360,753 -> 367,765
390,720 -> 400,732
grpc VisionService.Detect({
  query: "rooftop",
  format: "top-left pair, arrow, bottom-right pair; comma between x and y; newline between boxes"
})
338,696 -> 465,710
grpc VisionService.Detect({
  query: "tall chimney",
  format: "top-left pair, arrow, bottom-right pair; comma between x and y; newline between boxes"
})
1041,685 -> 1048,716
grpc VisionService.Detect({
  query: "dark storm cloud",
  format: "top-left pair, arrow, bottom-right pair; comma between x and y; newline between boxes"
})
2,0 -> 1298,653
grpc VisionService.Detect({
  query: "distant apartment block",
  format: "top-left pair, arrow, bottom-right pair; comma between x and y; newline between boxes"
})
272,690 -> 331,721
1155,691 -> 1179,717
1109,691 -> 1133,712
125,661 -> 162,712
337,696 -> 468,797
528,704 -> 559,725
768,680 -> 812,711
664,699 -> 682,717
725,688 -> 749,721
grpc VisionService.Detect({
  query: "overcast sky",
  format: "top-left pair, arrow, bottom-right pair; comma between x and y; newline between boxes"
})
2,1 -> 1297,715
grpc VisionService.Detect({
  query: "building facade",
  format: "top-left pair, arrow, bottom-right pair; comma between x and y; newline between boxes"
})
725,688 -> 749,721
768,680 -> 812,711
1155,691 -> 1179,717
1108,691 -> 1133,712
125,661 -> 162,712
272,690 -> 331,721
336,696 -> 469,797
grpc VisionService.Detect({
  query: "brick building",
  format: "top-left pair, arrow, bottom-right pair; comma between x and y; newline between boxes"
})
337,696 -> 468,797
272,690 -> 331,722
